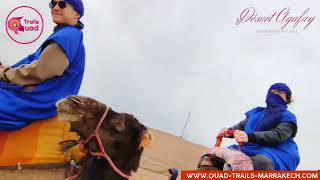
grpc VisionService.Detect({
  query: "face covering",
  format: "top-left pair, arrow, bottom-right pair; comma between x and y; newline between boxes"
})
256,83 -> 291,131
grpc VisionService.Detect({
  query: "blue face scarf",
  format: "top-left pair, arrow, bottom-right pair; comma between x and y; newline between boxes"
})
256,83 -> 292,131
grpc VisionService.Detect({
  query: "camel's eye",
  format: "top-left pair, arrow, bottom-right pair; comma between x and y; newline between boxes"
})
110,119 -> 126,132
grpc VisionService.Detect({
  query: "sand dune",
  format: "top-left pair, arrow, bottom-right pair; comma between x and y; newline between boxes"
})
133,128 -> 209,179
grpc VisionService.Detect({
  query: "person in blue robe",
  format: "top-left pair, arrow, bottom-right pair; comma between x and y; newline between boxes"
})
198,83 -> 299,170
0,0 -> 85,131
226,83 -> 300,170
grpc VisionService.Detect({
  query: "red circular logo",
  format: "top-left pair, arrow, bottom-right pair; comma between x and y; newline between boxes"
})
6,6 -> 44,44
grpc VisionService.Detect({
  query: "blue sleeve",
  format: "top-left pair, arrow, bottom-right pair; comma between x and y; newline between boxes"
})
45,26 -> 83,64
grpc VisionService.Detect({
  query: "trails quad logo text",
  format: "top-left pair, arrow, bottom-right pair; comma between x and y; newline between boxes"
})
6,6 -> 44,44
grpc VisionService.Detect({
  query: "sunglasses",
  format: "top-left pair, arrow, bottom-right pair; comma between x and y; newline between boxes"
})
271,89 -> 286,95
49,0 -> 69,9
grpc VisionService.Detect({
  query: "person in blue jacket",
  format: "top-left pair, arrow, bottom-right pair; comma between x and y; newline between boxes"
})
224,83 -> 300,170
0,0 -> 85,131
199,83 -> 300,170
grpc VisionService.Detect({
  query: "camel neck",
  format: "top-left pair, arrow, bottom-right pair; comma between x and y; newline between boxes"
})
80,156 -> 129,180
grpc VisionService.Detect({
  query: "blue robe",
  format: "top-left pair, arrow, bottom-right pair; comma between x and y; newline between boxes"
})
0,25 -> 85,131
229,107 -> 300,170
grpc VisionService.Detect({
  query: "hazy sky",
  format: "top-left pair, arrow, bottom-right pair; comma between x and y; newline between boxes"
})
1,0 -> 319,170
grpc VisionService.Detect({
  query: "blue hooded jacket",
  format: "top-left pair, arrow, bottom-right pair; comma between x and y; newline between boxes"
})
0,25 -> 85,131
229,83 -> 300,170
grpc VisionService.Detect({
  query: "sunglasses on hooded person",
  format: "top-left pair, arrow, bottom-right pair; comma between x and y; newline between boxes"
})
49,0 -> 73,9
271,89 -> 286,95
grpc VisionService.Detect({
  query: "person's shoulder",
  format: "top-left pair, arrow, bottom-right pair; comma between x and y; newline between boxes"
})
245,106 -> 265,117
45,26 -> 84,61
48,26 -> 83,47
248,106 -> 265,113
281,110 -> 297,122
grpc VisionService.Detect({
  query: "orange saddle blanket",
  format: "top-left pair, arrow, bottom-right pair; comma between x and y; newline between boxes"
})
0,116 -> 83,167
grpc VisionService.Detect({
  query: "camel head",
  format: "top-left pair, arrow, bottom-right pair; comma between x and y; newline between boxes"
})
56,95 -> 152,179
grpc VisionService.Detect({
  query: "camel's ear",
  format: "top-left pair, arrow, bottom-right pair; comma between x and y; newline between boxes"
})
139,130 -> 152,149
110,119 -> 126,132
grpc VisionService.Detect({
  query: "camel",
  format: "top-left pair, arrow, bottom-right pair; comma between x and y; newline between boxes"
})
56,95 -> 152,180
